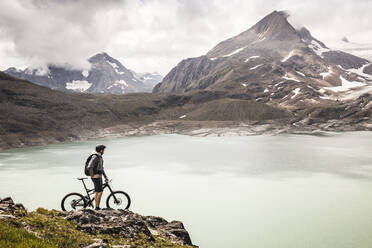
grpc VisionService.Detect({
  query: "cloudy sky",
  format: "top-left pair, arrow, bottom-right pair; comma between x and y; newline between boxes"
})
0,0 -> 371,75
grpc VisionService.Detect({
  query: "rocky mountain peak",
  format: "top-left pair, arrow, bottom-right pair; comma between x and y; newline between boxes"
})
89,52 -> 128,71
297,27 -> 328,48
206,10 -> 301,58
296,27 -> 313,42
250,10 -> 298,41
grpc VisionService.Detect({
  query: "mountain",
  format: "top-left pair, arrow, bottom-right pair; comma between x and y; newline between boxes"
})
1,69 -> 371,150
136,72 -> 164,87
0,71 -> 164,149
331,38 -> 372,65
0,70 -> 299,149
154,11 -> 372,105
4,52 -> 154,94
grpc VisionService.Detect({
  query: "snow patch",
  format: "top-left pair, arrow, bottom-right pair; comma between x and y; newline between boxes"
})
108,61 -> 125,75
107,80 -> 129,90
66,80 -> 92,92
264,88 -> 269,93
346,63 -> 372,79
340,84 -> 372,101
179,115 -> 187,119
282,74 -> 300,82
245,56 -> 260,62
320,67 -> 333,79
324,76 -> 366,92
250,64 -> 263,70
296,71 -> 305,77
116,80 -> 128,86
222,46 -> 247,57
281,50 -> 295,62
275,81 -> 284,87
241,83 -> 248,87
291,88 -> 301,99
82,70 -> 89,77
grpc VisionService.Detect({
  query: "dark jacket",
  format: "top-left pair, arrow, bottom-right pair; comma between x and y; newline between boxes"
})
88,152 -> 107,178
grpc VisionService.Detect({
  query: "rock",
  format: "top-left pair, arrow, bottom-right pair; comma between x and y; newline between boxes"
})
84,239 -> 108,248
64,209 -> 195,246
0,197 -> 14,204
0,214 -> 16,219
0,196 -> 196,247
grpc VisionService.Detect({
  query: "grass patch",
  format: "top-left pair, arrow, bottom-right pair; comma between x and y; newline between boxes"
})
0,220 -> 55,248
19,208 -> 93,248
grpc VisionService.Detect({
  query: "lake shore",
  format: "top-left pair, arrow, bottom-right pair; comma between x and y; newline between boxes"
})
1,119 -> 372,151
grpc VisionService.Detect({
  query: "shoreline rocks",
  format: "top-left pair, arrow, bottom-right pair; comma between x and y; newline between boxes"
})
1,119 -> 372,150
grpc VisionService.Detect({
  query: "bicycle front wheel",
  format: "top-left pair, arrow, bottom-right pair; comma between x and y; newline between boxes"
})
61,193 -> 86,211
106,191 -> 131,210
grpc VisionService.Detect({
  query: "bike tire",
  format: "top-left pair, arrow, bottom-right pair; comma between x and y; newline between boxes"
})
106,191 -> 131,210
61,192 -> 86,211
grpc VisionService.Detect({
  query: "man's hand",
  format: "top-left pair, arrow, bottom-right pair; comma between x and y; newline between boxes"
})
105,177 -> 109,182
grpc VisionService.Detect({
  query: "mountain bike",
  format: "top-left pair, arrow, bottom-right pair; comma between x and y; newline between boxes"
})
61,177 -> 131,211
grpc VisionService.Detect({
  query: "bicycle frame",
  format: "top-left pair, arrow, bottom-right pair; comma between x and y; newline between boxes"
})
80,179 -> 116,208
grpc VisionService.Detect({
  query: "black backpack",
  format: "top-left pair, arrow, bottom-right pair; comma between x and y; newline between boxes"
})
84,154 -> 96,176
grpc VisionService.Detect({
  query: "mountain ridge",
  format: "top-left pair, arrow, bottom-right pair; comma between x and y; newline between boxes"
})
4,52 -> 163,95
154,10 -> 372,106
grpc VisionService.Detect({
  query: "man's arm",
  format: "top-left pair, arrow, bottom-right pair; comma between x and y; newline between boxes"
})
100,157 -> 108,180
102,169 -> 108,181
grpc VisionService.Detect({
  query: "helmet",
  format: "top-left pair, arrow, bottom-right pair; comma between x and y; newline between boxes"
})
95,145 -> 106,152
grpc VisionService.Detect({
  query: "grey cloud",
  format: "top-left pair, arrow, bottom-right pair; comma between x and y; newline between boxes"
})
0,0 -> 126,71
0,0 -> 371,75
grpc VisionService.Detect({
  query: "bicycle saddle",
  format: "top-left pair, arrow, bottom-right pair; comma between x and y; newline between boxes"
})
77,177 -> 88,180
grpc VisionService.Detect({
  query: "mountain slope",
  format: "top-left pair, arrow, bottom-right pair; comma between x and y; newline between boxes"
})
154,11 -> 372,106
4,53 -> 154,94
332,38 -> 372,62
1,71 -> 371,149
0,71 -> 163,148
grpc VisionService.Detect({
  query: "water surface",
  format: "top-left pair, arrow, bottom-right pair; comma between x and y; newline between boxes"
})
1,132 -> 372,248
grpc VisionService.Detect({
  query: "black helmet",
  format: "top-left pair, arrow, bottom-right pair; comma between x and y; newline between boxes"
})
95,145 -> 106,152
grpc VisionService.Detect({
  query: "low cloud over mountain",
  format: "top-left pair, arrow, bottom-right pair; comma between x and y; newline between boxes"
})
1,0 -> 372,75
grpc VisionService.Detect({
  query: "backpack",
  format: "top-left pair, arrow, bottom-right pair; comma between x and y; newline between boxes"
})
84,154 -> 96,176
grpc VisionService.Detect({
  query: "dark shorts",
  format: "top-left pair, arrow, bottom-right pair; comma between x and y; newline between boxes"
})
92,177 -> 103,192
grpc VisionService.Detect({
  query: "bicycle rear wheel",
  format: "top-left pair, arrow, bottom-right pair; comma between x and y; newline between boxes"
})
106,191 -> 131,210
61,193 -> 86,211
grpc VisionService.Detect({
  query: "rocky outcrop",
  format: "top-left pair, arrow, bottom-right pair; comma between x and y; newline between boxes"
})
62,209 -> 193,246
364,63 -> 372,75
0,197 -> 196,248
322,50 -> 369,70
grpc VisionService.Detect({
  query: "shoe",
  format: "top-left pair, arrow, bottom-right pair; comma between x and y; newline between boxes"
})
95,207 -> 101,210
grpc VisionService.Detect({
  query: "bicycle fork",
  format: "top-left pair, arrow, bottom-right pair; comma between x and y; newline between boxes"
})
106,184 -> 119,203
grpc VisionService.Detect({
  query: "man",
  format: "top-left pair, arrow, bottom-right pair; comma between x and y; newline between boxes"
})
88,144 -> 108,210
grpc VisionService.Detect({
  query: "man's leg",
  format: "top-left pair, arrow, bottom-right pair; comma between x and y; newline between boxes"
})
95,191 -> 103,208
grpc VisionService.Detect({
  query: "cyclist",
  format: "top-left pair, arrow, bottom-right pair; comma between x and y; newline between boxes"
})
88,145 -> 109,210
